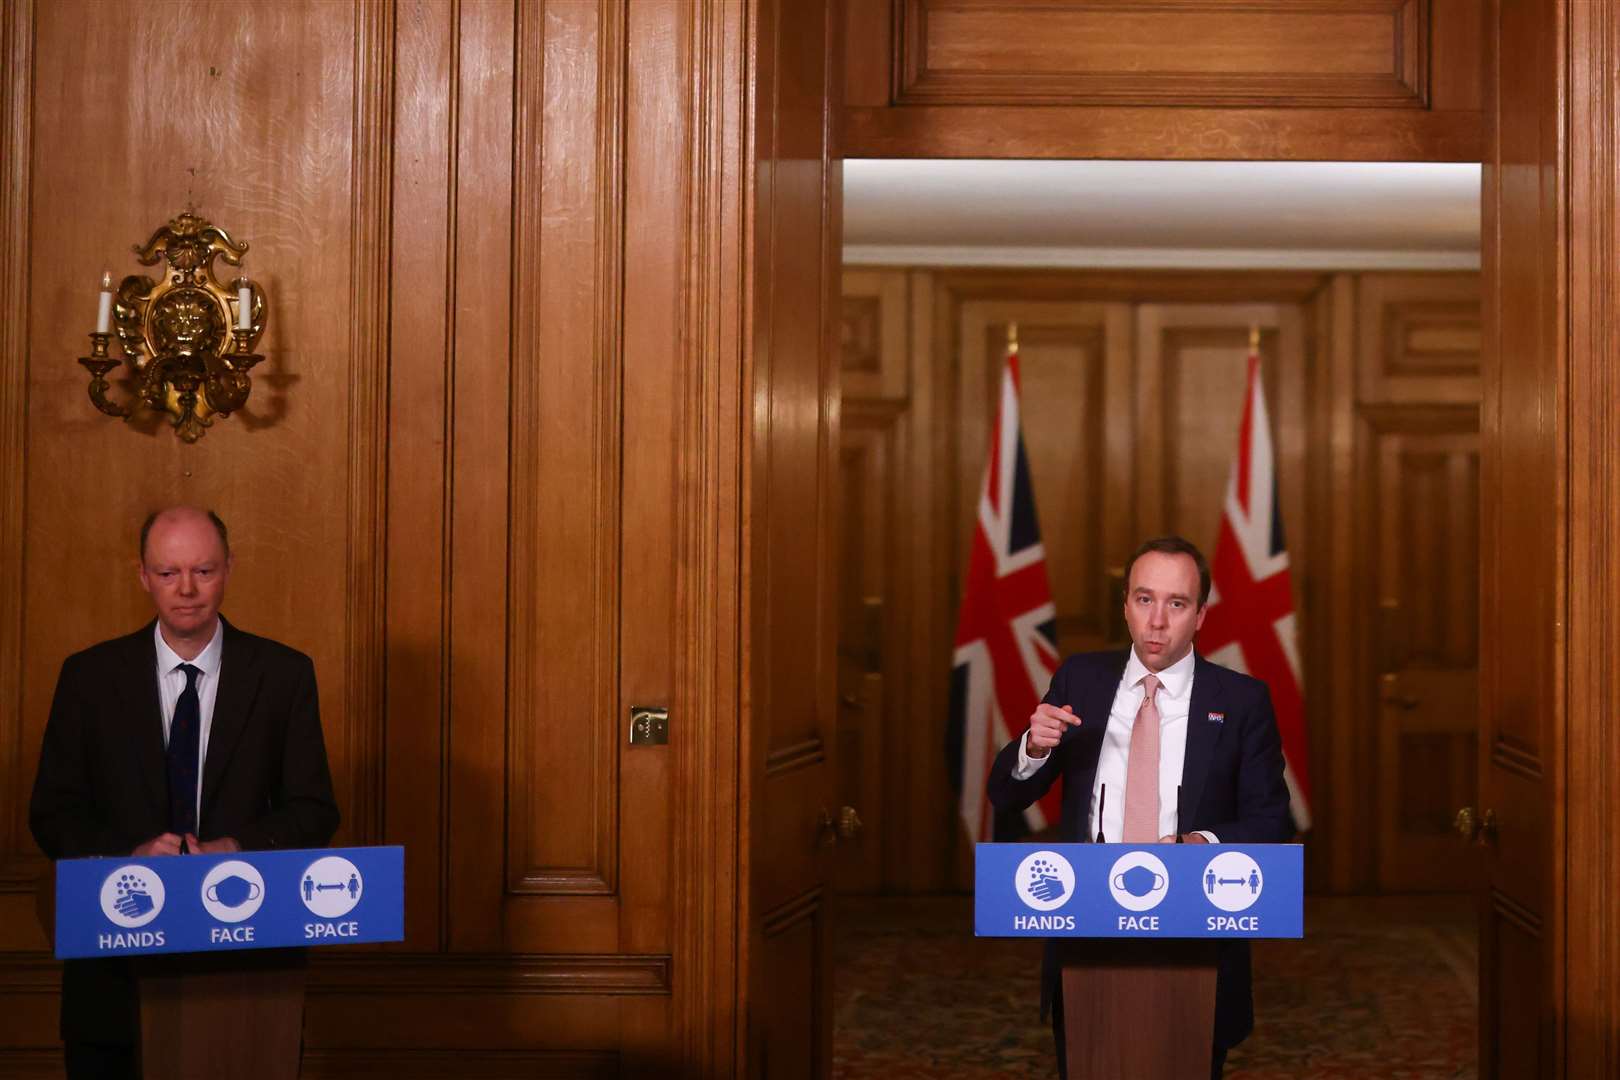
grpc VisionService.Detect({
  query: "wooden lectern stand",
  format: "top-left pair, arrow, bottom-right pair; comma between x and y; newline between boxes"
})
137,950 -> 306,1080
1058,938 -> 1218,1079
37,866 -> 306,1080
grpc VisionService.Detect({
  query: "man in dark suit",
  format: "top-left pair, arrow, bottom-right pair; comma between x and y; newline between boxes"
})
30,506 -> 340,1080
986,535 -> 1292,1079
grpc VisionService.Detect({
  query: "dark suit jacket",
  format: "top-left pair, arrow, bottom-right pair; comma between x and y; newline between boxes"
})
29,616 -> 340,1044
985,649 -> 1293,1050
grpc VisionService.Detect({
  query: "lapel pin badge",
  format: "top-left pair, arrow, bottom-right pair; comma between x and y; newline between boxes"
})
1207,711 -> 1225,724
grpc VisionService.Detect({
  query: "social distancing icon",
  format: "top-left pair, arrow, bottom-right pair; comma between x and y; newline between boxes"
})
300,855 -> 363,919
1202,851 -> 1264,912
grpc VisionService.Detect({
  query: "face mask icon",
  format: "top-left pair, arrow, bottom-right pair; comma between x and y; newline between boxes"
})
205,875 -> 262,908
1112,865 -> 1166,898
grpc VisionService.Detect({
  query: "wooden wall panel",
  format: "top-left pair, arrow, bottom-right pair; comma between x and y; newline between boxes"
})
1,0 -> 363,921
838,267 -> 1481,897
843,0 -> 1486,160
747,0 -> 841,1072
0,0 -> 760,1072
898,0 -> 1429,108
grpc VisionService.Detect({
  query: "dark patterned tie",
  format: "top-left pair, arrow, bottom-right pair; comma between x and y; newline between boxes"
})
167,663 -> 201,836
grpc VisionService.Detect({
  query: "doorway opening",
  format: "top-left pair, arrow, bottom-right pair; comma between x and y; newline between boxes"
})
831,159 -> 1482,1078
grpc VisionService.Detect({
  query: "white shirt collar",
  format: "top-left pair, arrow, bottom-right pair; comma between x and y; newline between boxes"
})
1123,645 -> 1196,700
153,619 -> 225,679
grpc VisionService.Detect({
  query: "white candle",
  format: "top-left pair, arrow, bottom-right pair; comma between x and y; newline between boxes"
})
237,282 -> 252,330
95,270 -> 113,334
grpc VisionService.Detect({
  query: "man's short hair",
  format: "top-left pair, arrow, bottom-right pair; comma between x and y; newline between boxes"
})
139,508 -> 231,562
1124,535 -> 1211,607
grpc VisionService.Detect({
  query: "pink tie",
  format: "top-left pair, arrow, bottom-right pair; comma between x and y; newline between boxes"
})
1122,674 -> 1162,842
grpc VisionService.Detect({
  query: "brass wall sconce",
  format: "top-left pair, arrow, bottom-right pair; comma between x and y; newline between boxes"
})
79,210 -> 266,442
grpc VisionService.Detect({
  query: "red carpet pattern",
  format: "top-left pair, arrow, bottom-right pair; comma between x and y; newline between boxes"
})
833,895 -> 1476,1080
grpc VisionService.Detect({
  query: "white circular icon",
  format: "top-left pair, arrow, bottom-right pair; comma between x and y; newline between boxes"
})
200,860 -> 266,923
300,855 -> 363,918
1202,851 -> 1264,912
100,865 -> 166,928
1107,851 -> 1170,912
1014,850 -> 1076,912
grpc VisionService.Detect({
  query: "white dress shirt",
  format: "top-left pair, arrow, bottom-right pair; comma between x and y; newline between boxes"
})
1012,647 -> 1218,842
154,620 -> 225,825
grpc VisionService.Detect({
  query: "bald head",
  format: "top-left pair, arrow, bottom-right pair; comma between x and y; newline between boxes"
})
140,507 -> 230,564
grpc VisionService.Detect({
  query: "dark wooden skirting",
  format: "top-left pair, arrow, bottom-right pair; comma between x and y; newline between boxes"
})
308,953 -> 672,995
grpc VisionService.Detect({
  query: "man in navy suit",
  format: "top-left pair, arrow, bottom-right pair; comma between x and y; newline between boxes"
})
30,507 -> 339,1079
986,535 -> 1292,1079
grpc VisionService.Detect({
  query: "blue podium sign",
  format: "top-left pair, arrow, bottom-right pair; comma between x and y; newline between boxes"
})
975,843 -> 1302,939
54,846 -> 404,959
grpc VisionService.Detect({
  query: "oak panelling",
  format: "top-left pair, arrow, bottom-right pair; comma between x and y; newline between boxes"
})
956,300 -> 1132,659
843,0 -> 1486,160
0,0 -> 33,895
1563,3 -> 1620,1075
840,268 -> 908,399
748,0 -> 841,1070
1357,273 -> 1483,404
1479,0 -> 1561,1072
757,892 -> 826,1080
898,0 -> 1429,108
505,0 -> 620,901
344,0 -> 395,852
385,0 -> 454,952
1359,408 -> 1479,892
1134,305 -> 1309,570
845,268 -> 1494,896
835,413 -> 899,894
4,0 -> 361,919
619,0 -> 684,964
1313,275 -> 1359,893
444,0 -> 517,954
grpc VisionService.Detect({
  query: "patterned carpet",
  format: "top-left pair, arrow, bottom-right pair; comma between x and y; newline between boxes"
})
833,894 -> 1476,1079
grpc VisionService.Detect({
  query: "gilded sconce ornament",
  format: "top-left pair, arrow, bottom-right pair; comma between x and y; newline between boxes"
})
78,210 -> 266,442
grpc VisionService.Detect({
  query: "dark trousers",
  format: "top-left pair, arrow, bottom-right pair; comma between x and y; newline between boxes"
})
64,1042 -> 137,1080
1051,983 -> 1227,1080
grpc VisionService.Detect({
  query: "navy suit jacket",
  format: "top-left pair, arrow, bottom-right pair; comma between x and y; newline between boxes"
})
30,617 -> 340,1044
985,649 -> 1293,1049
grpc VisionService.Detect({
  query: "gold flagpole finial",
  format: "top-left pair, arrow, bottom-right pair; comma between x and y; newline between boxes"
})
1248,324 -> 1260,352
1008,320 -> 1019,355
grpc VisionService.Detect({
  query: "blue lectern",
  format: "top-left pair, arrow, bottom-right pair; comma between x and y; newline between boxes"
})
976,843 -> 1302,1079
51,846 -> 403,1080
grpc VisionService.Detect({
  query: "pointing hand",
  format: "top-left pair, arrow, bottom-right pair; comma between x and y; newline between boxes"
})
1025,704 -> 1081,758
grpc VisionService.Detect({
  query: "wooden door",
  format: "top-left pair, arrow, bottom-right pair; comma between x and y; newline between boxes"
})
747,0 -> 841,1075
1478,1 -> 1559,1076
1363,414 -> 1479,892
834,271 -> 910,895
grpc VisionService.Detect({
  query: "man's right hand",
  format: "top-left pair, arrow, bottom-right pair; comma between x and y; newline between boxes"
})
132,833 -> 183,857
1025,703 -> 1080,758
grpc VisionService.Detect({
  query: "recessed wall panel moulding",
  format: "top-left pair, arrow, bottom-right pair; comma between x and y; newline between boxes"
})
844,0 -> 1487,161
897,0 -> 1430,109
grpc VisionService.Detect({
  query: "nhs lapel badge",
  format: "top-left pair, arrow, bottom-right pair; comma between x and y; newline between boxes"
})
1207,711 -> 1225,725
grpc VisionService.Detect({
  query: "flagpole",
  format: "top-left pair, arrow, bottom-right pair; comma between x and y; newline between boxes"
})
1008,320 -> 1019,355
1248,324 -> 1260,352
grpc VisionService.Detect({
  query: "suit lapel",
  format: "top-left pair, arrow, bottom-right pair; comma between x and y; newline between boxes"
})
1180,653 -> 1225,830
116,622 -> 169,818
200,617 -> 263,822
1063,650 -> 1128,840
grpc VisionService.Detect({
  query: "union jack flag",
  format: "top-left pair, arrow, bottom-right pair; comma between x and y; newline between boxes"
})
1199,342 -> 1312,831
947,347 -> 1061,841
